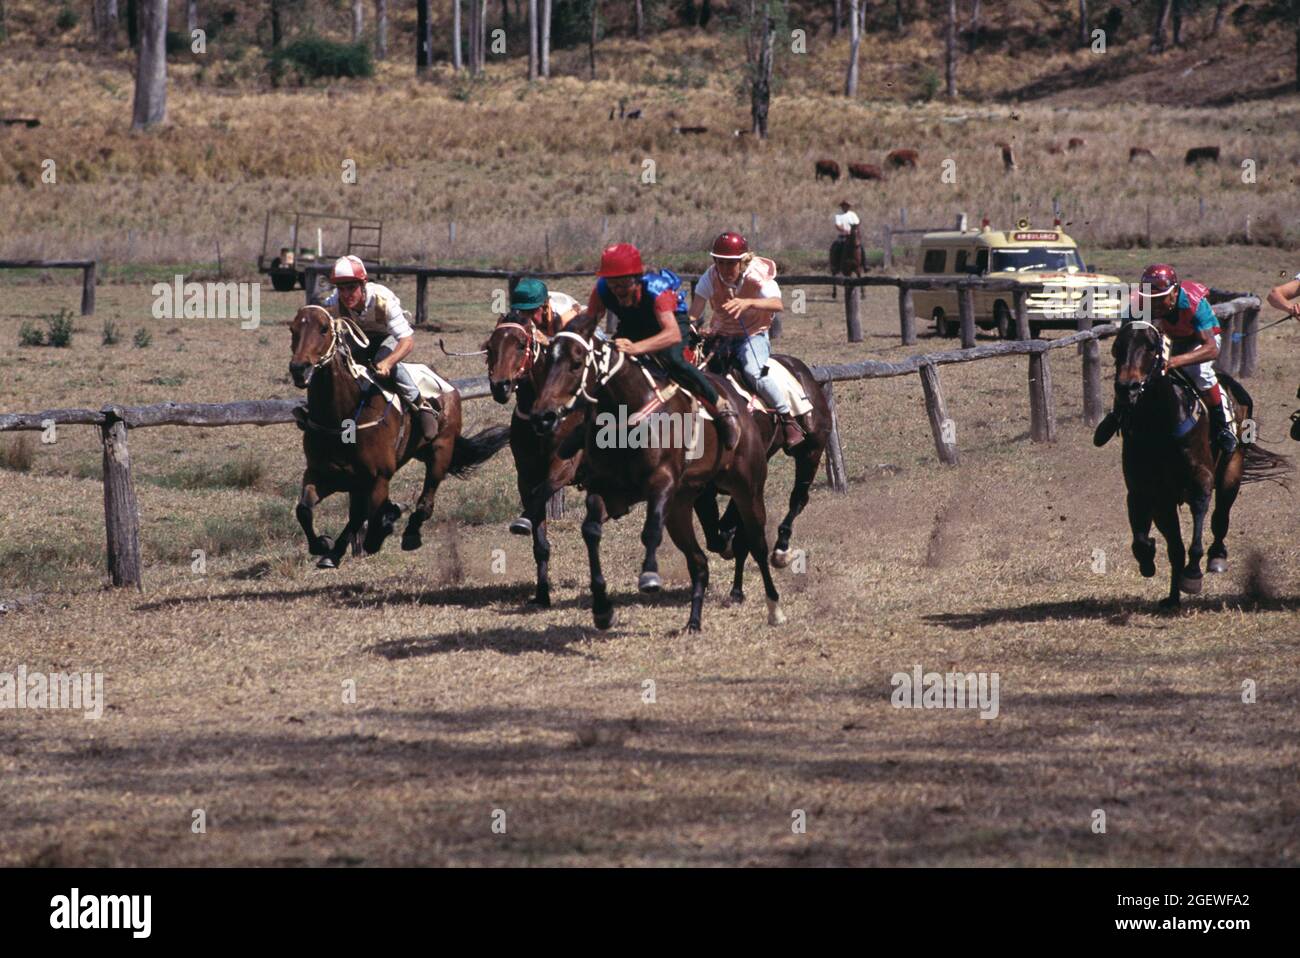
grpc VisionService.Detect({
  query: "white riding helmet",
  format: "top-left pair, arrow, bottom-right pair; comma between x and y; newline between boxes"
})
331,254 -> 368,284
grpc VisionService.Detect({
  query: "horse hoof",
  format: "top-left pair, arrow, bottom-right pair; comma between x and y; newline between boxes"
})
1179,574 -> 1203,595
400,534 -> 422,552
684,620 -> 702,634
771,548 -> 791,569
309,536 -> 334,556
316,557 -> 338,570
767,598 -> 787,626
724,589 -> 745,606
527,594 -> 552,609
593,608 -> 615,630
638,572 -> 662,593
509,518 -> 533,536
1158,596 -> 1181,611
1138,559 -> 1156,578
1208,558 -> 1227,574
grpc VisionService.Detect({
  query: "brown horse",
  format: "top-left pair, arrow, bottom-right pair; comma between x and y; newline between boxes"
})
288,305 -> 509,569
1108,321 -> 1290,609
829,221 -> 865,301
484,311 -> 585,607
694,346 -> 831,601
529,311 -> 785,633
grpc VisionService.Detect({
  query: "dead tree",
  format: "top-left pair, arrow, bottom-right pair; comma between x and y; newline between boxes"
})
541,0 -> 551,76
453,0 -> 462,71
1078,0 -> 1088,48
131,0 -> 167,130
751,2 -> 774,138
351,0 -> 364,42
375,0 -> 388,59
417,0 -> 432,73
945,0 -> 957,97
845,0 -> 861,96
528,0 -> 538,79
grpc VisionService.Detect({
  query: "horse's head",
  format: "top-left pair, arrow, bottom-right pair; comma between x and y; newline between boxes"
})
530,310 -> 603,436
288,305 -> 337,388
1110,320 -> 1166,410
485,311 -> 538,404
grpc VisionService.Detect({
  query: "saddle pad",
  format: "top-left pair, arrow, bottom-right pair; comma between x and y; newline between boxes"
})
350,361 -> 456,406
726,359 -> 813,417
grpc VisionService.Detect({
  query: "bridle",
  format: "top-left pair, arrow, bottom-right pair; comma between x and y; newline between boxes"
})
548,329 -> 625,415
298,305 -> 370,370
491,321 -> 543,387
1117,319 -> 1169,403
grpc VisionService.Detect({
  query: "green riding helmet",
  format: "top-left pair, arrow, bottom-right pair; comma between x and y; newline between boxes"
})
510,278 -> 550,312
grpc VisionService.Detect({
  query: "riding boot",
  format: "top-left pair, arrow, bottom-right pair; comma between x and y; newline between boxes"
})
711,396 -> 742,451
1093,409 -> 1122,447
779,414 -> 806,451
414,399 -> 442,444
1209,402 -> 1238,456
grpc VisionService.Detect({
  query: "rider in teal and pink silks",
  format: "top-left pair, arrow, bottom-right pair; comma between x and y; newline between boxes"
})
1094,264 -> 1237,456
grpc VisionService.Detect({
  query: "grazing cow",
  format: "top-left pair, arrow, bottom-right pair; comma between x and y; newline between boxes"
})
1129,146 -> 1155,161
733,129 -> 750,138
1047,143 -> 1064,155
848,162 -> 884,181
673,125 -> 708,135
1185,145 -> 1220,165
886,148 -> 919,169
1067,137 -> 1086,150
625,109 -> 643,120
996,141 -> 1017,172
815,158 -> 841,182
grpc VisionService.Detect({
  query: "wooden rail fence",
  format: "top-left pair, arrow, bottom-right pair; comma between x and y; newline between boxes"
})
0,259 -> 96,316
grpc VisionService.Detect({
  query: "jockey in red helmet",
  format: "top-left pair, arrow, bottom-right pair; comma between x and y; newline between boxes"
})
1093,264 -> 1236,455
689,231 -> 808,451
582,242 -> 741,450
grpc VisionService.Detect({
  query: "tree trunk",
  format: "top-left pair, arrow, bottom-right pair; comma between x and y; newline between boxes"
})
751,2 -> 774,138
1078,0 -> 1088,48
528,0 -> 538,79
588,0 -> 598,80
502,0 -> 510,39
968,0 -> 980,52
1210,0 -> 1228,38
895,0 -> 904,33
1151,0 -> 1171,52
187,0 -> 199,35
844,0 -> 860,96
468,0 -> 477,73
833,0 -> 841,37
1171,0 -> 1183,47
945,0 -> 957,98
479,0 -> 488,72
93,0 -> 119,46
131,0 -> 167,130
375,0 -> 387,58
635,0 -> 643,40
453,0 -> 462,71
1295,0 -> 1300,94
351,0 -> 363,42
541,0 -> 551,76
699,0 -> 712,29
127,0 -> 138,48
417,0 -> 431,73
270,0 -> 283,48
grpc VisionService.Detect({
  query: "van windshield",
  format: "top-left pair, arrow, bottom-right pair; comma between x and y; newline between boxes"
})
990,248 -> 1085,273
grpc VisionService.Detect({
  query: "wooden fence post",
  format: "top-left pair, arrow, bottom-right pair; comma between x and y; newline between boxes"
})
1239,305 -> 1259,378
882,225 -> 893,270
304,268 -> 320,306
547,488 -> 565,519
1028,351 -> 1057,443
1077,313 -> 1102,426
919,363 -> 959,465
958,285 -> 976,348
845,283 -> 862,343
1013,289 -> 1030,340
81,262 -> 96,316
898,284 -> 916,346
100,407 -> 142,589
415,274 -> 429,326
821,381 -> 848,492
1216,311 -> 1237,376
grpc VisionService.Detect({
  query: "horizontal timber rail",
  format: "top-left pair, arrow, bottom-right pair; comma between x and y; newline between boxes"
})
0,259 -> 97,316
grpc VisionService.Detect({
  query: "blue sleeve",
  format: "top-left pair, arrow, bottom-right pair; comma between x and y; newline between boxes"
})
1194,296 -> 1217,331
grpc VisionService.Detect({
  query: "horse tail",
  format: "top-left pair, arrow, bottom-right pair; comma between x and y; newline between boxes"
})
1240,442 -> 1293,487
448,425 -> 511,478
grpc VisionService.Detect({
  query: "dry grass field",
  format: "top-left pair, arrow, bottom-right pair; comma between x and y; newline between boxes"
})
1,243 -> 1297,866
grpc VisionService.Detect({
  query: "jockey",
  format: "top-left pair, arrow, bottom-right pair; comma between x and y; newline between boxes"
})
1265,271 -> 1300,323
689,231 -> 807,450
1093,263 -> 1237,455
509,277 -> 581,340
322,254 -> 441,443
582,242 -> 741,450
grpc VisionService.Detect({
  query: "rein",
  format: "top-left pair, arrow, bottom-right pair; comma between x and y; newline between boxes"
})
492,321 -> 543,386
299,306 -> 398,441
551,329 -> 626,414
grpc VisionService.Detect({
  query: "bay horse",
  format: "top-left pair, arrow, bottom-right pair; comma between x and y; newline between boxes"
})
529,310 -> 785,633
693,343 -> 832,602
1108,320 -> 1290,609
829,221 -> 865,301
484,311 -> 586,607
288,305 -> 509,569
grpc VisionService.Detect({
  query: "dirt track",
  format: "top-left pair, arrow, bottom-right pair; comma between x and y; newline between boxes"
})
1,246 -> 1297,866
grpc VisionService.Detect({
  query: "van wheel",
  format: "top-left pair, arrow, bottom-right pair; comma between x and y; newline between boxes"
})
995,301 -> 1015,339
933,309 -> 954,338
1029,322 -> 1043,339
269,260 -> 298,293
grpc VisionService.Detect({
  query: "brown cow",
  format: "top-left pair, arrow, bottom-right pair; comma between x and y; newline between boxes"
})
995,141 -> 1017,172
815,158 -> 841,182
1047,143 -> 1064,155
1067,137 -> 1086,150
1129,146 -> 1155,162
1185,146 -> 1220,165
848,163 -> 884,181
886,148 -> 919,169
673,125 -> 708,135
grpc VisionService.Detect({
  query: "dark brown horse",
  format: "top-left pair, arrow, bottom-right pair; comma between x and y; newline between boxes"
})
529,311 -> 785,632
289,305 -> 509,569
1108,321 -> 1290,609
484,312 -> 585,607
694,346 -> 831,602
829,221 -> 865,301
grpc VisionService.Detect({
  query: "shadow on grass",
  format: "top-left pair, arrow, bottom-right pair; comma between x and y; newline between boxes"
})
368,624 -> 610,659
923,593 -> 1300,629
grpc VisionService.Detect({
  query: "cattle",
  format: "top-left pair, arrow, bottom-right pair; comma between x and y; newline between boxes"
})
672,125 -> 708,135
1185,145 -> 1220,165
1068,137 -> 1086,150
815,159 -> 841,183
1047,143 -> 1064,155
1129,146 -> 1155,162
848,163 -> 884,181
996,141 -> 1017,172
886,148 -> 919,169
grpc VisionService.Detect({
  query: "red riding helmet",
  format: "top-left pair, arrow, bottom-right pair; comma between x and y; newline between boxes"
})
1136,264 -> 1179,299
331,254 -> 368,284
597,242 -> 644,278
710,231 -> 749,260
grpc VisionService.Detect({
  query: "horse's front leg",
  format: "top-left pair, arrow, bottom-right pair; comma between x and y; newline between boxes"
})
1151,503 -> 1186,610
318,490 -> 366,569
582,493 -> 613,629
1127,491 -> 1157,579
1179,488 -> 1211,594
637,481 -> 672,593
297,470 -> 337,556
362,476 -> 401,555
665,495 -> 709,633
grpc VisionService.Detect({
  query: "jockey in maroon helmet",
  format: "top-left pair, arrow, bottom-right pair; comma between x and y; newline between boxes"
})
1093,263 -> 1237,455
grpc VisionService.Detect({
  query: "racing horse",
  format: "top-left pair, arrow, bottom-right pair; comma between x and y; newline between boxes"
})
693,342 -> 832,603
1108,320 -> 1290,608
529,309 -> 785,633
483,312 -> 586,607
828,221 -> 865,301
288,305 -> 509,569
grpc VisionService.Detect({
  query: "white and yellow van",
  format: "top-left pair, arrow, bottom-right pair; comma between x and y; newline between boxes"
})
912,219 -> 1123,338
